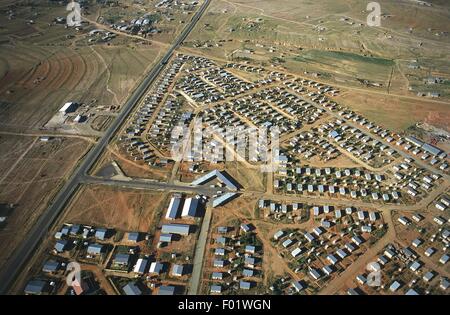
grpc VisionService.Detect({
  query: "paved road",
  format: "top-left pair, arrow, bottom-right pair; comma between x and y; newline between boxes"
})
188,206 -> 213,295
0,0 -> 211,294
82,176 -> 217,196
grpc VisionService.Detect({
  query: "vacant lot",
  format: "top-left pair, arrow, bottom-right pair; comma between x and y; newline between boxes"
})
338,91 -> 450,132
62,185 -> 168,233
0,135 -> 91,269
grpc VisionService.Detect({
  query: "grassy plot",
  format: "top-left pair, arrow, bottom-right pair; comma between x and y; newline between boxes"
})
290,49 -> 394,84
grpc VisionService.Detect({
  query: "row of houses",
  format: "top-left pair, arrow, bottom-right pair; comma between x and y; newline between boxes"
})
208,224 -> 262,294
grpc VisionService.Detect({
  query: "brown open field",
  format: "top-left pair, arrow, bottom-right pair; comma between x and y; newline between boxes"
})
0,44 -> 162,130
337,90 -> 450,132
61,185 -> 168,233
0,135 -> 91,269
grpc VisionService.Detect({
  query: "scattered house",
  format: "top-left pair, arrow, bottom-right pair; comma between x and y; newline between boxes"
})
398,216 -> 411,226
405,288 -> 419,295
273,230 -> 285,240
309,268 -> 321,280
439,254 -> 449,265
409,260 -> 423,272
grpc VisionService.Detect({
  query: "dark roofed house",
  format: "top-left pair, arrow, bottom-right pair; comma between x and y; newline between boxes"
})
70,224 -> 81,235
42,260 -> 60,273
128,232 -> 141,243
114,254 -> 130,267
24,280 -> 48,295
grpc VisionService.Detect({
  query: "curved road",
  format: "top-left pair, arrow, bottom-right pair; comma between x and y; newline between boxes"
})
0,0 -> 211,294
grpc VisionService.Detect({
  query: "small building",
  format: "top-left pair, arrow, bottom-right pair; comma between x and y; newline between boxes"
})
59,102 -> 78,115
159,233 -> 173,243
161,224 -> 191,236
122,283 -> 142,295
181,198 -> 200,218
171,264 -> 185,277
166,197 -> 182,220
54,240 -> 67,253
149,262 -> 165,274
133,258 -> 148,274
210,285 -> 222,294
42,260 -> 60,273
87,243 -> 104,255
389,280 -> 402,292
292,281 -> 305,293
128,232 -> 141,243
24,280 -> 48,295
113,254 -> 130,267
95,228 -> 108,240
239,281 -> 252,290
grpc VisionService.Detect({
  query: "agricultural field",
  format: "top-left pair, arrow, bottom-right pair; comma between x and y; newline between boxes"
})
0,1 -> 163,130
